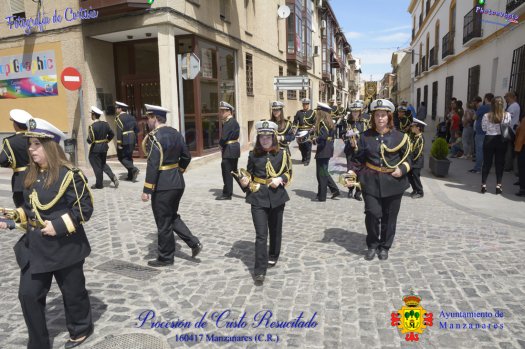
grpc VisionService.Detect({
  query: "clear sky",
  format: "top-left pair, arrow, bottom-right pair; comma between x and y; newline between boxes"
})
329,0 -> 412,82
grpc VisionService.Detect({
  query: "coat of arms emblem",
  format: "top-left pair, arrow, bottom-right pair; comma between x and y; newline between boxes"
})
391,291 -> 433,341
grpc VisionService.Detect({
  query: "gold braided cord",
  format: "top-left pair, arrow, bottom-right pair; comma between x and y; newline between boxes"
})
4,139 -> 16,169
380,133 -> 412,169
116,115 -> 124,130
265,150 -> 293,186
141,133 -> 150,155
413,135 -> 424,161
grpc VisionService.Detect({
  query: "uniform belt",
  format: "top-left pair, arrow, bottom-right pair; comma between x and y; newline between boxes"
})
365,162 -> 395,173
326,137 -> 333,141
13,166 -> 27,173
159,163 -> 179,171
225,139 -> 239,145
122,131 -> 134,135
93,139 -> 109,144
253,176 -> 273,185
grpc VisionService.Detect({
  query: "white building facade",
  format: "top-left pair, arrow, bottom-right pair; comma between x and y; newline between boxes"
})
409,0 -> 525,123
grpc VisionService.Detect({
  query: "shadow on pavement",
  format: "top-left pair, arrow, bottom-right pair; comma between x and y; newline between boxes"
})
292,189 -> 317,199
319,228 -> 367,256
224,240 -> 254,274
144,239 -> 200,263
208,188 -> 245,199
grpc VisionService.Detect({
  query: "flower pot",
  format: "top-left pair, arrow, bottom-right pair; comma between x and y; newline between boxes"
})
429,156 -> 451,177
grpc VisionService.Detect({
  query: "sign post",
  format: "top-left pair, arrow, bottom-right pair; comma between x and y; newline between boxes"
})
177,53 -> 200,139
60,67 -> 86,165
273,75 -> 310,100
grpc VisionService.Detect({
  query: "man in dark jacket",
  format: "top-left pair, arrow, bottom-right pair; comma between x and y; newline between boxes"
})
217,101 -> 240,200
115,101 -> 139,181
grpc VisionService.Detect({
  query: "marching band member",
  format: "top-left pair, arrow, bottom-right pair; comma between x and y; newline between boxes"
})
239,120 -> 292,284
218,101 -> 240,200
0,117 -> 94,349
270,101 -> 294,155
87,106 -> 119,189
407,118 -> 426,199
0,109 -> 31,207
396,105 -> 413,133
345,99 -> 412,261
141,104 -> 202,266
334,99 -> 346,138
342,101 -> 366,200
293,98 -> 316,166
313,103 -> 340,201
115,101 -> 139,182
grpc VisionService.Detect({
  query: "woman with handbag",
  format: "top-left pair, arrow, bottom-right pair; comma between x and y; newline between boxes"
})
481,96 -> 512,194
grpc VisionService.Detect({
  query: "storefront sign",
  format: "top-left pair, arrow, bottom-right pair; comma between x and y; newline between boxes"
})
5,7 -> 99,35
0,50 -> 58,99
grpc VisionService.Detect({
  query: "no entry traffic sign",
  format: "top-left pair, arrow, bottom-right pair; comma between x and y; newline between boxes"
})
61,67 -> 82,91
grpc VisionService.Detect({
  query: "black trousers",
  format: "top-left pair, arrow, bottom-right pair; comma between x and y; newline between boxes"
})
151,189 -> 199,262
221,158 -> 238,197
482,135 -> 507,184
299,142 -> 312,163
251,204 -> 285,276
518,147 -> 525,192
89,152 -> 115,188
117,144 -> 136,179
13,191 -> 24,207
316,158 -> 339,200
363,193 -> 403,250
504,140 -> 515,171
19,260 -> 92,349
407,168 -> 424,194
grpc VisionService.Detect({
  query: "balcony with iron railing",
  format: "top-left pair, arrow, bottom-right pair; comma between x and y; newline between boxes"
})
426,0 -> 431,16
463,6 -> 483,46
506,0 -> 525,14
419,13 -> 423,29
415,63 -> 419,77
79,0 -> 151,16
429,47 -> 437,68
422,56 -> 427,73
442,31 -> 455,60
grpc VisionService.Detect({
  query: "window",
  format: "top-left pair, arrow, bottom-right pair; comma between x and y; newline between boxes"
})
417,87 -> 421,109
220,0 -> 231,21
279,66 -> 284,100
432,81 -> 438,120
467,65 -> 480,103
10,0 -> 25,17
509,44 -> 525,119
244,0 -> 253,34
445,76 -> 454,117
246,53 -> 253,96
424,85 -> 428,107
450,2 -> 456,33
287,68 -> 297,100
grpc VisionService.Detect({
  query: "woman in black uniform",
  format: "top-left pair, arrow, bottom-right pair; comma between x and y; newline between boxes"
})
0,117 -> 94,349
270,101 -> 295,155
345,99 -> 412,261
313,103 -> 340,201
239,120 -> 292,284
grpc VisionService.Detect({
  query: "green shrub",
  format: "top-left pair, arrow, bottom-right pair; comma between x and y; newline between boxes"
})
430,137 -> 449,160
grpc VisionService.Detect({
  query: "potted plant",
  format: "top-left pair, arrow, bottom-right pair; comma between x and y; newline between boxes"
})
429,137 -> 451,177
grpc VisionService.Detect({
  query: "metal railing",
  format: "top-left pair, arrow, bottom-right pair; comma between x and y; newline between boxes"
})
463,6 -> 483,44
442,31 -> 455,59
429,47 -> 437,67
507,0 -> 525,13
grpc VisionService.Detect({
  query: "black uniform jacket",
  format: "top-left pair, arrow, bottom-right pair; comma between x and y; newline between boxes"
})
410,133 -> 425,169
276,120 -> 295,149
0,131 -> 29,192
143,126 -> 191,194
315,122 -> 335,159
14,166 -> 93,273
116,112 -> 138,146
343,120 -> 367,156
219,117 -> 240,159
87,120 -> 114,153
245,150 -> 291,208
350,129 -> 412,198
293,109 -> 316,129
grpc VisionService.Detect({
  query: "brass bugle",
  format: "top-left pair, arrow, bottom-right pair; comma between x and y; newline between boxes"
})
1,207 -> 20,221
338,173 -> 361,190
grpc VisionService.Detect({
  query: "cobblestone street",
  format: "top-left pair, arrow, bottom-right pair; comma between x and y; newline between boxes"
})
1,141 -> 524,349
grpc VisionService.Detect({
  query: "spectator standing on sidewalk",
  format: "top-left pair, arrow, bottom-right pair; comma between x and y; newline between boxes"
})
480,96 -> 512,194
514,115 -> 525,196
461,101 -> 476,159
470,94 -> 494,174
503,91 -> 521,171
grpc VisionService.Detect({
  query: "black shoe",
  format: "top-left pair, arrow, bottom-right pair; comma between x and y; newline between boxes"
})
90,185 -> 103,190
496,185 -> 502,195
304,161 -> 310,166
409,191 -> 416,198
331,191 -> 340,199
312,197 -> 326,202
113,178 -> 119,189
254,274 -> 265,283
131,168 -> 140,182
413,193 -> 424,199
268,258 -> 278,268
147,259 -> 174,267
378,249 -> 389,260
514,181 -> 520,186
481,185 -> 487,194
515,191 -> 525,197
64,326 -> 94,349
191,243 -> 203,258
469,169 -> 480,173
364,248 -> 376,261
354,192 -> 362,201
216,195 -> 232,200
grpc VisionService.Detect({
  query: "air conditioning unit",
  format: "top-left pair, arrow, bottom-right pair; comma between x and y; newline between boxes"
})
313,46 -> 320,56
321,20 -> 326,29
316,0 -> 323,9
